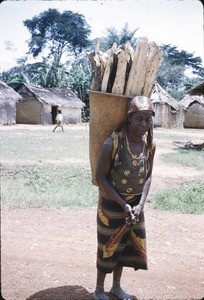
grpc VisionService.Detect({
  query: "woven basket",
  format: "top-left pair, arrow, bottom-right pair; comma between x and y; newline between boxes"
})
89,91 -> 131,185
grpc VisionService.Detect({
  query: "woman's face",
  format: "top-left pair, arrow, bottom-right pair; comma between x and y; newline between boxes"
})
129,111 -> 153,135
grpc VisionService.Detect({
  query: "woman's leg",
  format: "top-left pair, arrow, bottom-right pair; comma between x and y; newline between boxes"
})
93,270 -> 109,300
110,266 -> 132,299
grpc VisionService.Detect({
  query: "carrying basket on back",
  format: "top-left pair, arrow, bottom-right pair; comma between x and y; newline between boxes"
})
89,91 -> 131,185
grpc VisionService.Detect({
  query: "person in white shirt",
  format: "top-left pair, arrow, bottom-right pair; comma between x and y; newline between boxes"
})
53,110 -> 64,132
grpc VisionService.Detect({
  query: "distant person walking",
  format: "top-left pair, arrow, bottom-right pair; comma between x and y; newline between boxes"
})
53,110 -> 64,132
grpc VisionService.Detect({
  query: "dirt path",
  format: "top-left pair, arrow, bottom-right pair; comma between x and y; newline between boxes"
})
1,125 -> 204,300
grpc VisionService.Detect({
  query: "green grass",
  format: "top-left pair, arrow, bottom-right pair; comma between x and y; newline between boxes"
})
152,180 -> 204,214
1,163 -> 98,209
1,127 -> 98,209
154,131 -> 194,141
155,137 -> 204,214
1,129 -> 89,161
1,126 -> 203,213
161,149 -> 204,170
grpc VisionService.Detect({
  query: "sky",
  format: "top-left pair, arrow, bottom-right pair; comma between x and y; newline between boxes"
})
0,0 -> 203,71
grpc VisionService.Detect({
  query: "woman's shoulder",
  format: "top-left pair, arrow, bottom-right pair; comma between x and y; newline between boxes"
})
103,131 -> 122,145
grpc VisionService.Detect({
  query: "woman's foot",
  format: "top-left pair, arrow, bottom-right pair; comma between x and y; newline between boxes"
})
110,285 -> 133,300
93,286 -> 109,300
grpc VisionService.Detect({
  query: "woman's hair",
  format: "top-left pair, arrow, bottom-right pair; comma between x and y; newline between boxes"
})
146,123 -> 154,151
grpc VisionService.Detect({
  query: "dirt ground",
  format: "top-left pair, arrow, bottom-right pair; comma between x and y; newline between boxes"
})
1,125 -> 204,300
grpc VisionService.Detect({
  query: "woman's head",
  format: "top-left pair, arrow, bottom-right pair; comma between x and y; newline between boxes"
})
122,96 -> 154,150
128,110 -> 153,135
127,96 -> 154,116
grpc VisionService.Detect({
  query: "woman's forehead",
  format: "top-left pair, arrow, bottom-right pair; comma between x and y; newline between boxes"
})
131,110 -> 153,117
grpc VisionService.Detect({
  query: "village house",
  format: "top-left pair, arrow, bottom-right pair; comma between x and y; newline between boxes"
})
15,83 -> 85,125
180,81 -> 204,129
151,82 -> 184,128
0,80 -> 22,125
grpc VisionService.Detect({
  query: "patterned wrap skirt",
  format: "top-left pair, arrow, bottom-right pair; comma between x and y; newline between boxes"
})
96,193 -> 148,273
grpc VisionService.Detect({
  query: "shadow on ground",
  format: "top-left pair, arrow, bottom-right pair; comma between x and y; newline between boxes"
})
26,285 -> 92,300
25,285 -> 138,300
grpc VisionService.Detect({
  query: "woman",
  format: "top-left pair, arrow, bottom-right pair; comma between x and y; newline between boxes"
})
93,96 -> 156,300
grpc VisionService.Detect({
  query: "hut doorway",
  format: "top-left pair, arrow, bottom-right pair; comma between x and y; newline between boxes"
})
51,106 -> 58,124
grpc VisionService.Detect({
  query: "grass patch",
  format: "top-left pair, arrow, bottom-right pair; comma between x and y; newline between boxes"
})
1,127 -> 98,209
1,129 -> 89,161
1,126 -> 203,212
154,131 -> 194,141
161,149 -> 204,170
152,180 -> 204,214
1,163 -> 98,209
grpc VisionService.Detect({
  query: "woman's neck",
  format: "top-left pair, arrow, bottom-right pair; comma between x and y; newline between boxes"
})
126,128 -> 143,144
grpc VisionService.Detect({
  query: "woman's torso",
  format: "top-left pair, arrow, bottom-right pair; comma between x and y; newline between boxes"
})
108,135 -> 150,196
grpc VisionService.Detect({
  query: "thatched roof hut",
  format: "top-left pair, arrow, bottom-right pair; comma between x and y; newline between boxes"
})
0,80 -> 22,125
188,81 -> 204,96
15,83 -> 85,124
180,85 -> 204,129
151,82 -> 184,128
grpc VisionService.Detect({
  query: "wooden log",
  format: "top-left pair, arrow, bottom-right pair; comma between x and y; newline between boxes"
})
125,37 -> 149,97
88,51 -> 102,91
142,42 -> 163,97
106,52 -> 118,93
87,40 -> 105,91
111,43 -> 132,95
101,43 -> 117,93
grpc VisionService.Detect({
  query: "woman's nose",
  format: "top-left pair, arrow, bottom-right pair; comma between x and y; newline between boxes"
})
141,120 -> 147,127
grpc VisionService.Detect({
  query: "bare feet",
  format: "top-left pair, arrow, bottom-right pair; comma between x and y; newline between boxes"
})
93,286 -> 109,300
110,285 -> 133,300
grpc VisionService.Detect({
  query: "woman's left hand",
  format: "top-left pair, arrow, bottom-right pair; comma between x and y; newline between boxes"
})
132,204 -> 143,222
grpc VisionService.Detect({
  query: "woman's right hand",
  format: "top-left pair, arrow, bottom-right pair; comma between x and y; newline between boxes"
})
124,204 -> 135,225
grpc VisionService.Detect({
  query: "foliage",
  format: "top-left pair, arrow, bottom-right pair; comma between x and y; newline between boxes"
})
1,14 -> 204,112
152,180 -> 204,214
0,57 -> 66,88
1,9 -> 92,90
156,44 -> 204,99
65,54 -> 91,113
161,45 -> 203,74
24,9 -> 91,59
98,23 -> 138,51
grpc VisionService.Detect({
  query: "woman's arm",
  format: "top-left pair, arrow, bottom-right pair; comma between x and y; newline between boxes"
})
95,136 -> 132,214
133,144 -> 156,218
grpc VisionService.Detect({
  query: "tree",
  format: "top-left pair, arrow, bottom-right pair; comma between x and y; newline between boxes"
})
157,44 -> 204,99
65,55 -> 91,115
24,9 -> 91,62
160,44 -> 203,75
98,23 -> 138,51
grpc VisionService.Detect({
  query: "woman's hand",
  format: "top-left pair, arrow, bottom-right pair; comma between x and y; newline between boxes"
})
124,204 -> 136,225
132,204 -> 143,221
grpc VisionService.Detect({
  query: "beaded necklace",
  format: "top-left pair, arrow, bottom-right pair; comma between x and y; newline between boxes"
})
125,133 -> 145,166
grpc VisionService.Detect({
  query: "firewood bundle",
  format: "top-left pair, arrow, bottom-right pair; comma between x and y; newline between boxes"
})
88,37 -> 163,98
